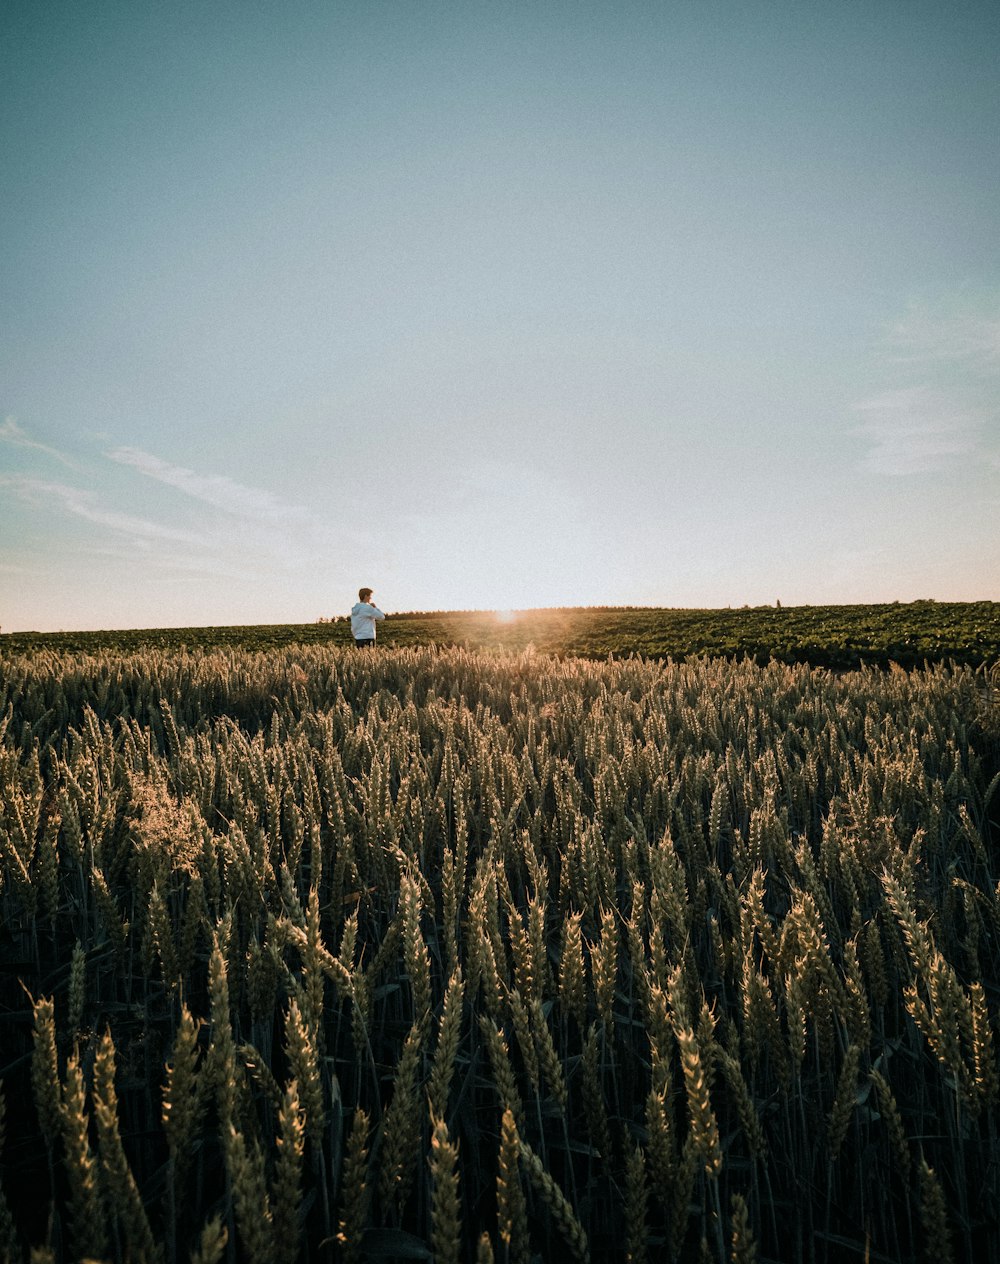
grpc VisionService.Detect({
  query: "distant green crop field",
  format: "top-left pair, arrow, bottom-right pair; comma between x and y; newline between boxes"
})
5,601 -> 999,669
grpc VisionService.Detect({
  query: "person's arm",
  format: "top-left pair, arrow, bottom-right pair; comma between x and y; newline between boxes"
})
373,606 -> 385,620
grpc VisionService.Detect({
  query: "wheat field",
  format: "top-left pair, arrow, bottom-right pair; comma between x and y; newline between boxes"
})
1,644 -> 998,1262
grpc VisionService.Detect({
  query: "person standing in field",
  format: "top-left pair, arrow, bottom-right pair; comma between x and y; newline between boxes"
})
350,588 -> 385,648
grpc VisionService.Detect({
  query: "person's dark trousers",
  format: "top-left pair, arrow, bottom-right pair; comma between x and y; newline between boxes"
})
354,639 -> 376,649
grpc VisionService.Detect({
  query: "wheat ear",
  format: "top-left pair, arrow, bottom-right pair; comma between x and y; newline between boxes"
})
716,1050 -> 766,1159
479,1017 -> 523,1130
676,1026 -> 722,1177
968,980 -> 999,1108
429,1115 -> 461,1264
528,997 -> 568,1113
496,1107 -> 529,1264
729,1193 -> 757,1264
918,1159 -> 954,1264
93,1030 -> 160,1264
31,996 -> 60,1156
518,1139 -> 590,1264
337,1107 -> 371,1264
162,1003 -> 202,1184
226,1124 -> 275,1264
378,1021 -> 425,1216
0,1083 -> 21,1264
188,1216 -> 228,1264
581,1023 -> 612,1160
284,998 -> 325,1147
868,1069 -> 910,1178
624,1142 -> 647,1264
272,1079 -> 306,1264
60,1049 -> 107,1260
828,1044 -> 861,1159
68,941 -> 86,1032
428,966 -> 464,1122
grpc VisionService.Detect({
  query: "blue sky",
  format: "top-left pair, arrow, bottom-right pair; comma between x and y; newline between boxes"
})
2,0 -> 998,630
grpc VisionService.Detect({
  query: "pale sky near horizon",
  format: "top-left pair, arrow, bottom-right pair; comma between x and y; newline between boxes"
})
2,1 -> 998,631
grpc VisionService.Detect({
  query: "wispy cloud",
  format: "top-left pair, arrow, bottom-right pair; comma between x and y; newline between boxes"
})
107,447 -> 314,528
855,387 -> 985,476
855,297 -> 1000,476
72,542 -> 264,583
1,475 -> 209,549
102,444 -> 352,571
885,305 -> 1000,368
0,418 -> 78,468
7,447 -> 346,588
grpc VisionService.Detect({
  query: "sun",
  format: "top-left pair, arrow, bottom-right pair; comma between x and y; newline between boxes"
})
493,609 -> 519,624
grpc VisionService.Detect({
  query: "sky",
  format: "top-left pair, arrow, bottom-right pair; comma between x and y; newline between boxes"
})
2,0 -> 999,631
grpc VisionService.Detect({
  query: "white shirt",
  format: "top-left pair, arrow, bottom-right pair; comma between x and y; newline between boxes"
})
350,602 -> 385,640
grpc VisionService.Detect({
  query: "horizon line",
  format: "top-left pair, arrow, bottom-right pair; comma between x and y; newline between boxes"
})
4,596 -> 997,637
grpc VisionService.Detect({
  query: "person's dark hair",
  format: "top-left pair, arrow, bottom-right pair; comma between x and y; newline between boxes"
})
359,587 -> 373,602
